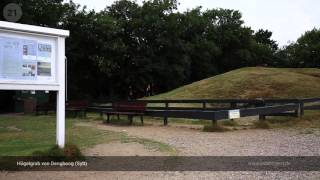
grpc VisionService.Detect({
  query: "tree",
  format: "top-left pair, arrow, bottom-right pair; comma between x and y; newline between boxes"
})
0,0 -> 70,28
254,29 -> 278,51
289,29 -> 320,67
275,28 -> 320,68
0,0 -> 284,99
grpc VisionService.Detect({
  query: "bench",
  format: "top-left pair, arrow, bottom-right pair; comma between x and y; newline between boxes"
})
103,102 -> 147,125
66,100 -> 89,118
36,102 -> 55,115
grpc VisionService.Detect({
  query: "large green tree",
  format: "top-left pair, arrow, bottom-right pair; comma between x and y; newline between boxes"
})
1,0 -> 282,100
280,28 -> 320,67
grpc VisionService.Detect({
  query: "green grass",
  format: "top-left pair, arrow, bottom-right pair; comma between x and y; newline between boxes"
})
221,120 -> 238,126
266,111 -> 320,129
0,115 -> 176,156
145,117 -> 212,126
120,137 -> 177,155
253,120 -> 271,129
142,67 -> 320,130
147,67 -> 320,100
203,123 -> 228,132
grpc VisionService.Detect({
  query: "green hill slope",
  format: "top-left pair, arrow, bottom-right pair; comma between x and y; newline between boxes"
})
148,67 -> 320,99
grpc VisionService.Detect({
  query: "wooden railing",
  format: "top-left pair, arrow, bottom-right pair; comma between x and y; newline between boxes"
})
88,98 -> 320,126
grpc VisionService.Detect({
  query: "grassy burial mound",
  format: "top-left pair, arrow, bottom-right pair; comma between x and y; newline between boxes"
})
148,67 -> 320,100
145,67 -> 320,130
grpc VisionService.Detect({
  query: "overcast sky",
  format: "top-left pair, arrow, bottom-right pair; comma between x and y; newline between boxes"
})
69,0 -> 320,47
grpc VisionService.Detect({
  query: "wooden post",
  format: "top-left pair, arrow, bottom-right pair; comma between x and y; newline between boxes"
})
300,102 -> 304,116
295,103 -> 302,118
83,110 -> 87,119
73,111 -> 77,118
230,102 -> 237,109
164,102 -> 168,126
212,120 -> 217,126
202,102 -> 206,109
129,115 -> 133,125
106,114 -> 110,124
140,115 -> 144,125
259,115 -> 266,120
256,99 -> 266,121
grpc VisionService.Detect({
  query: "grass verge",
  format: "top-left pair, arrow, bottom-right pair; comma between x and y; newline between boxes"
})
0,114 -> 176,156
253,120 -> 271,129
203,123 -> 228,132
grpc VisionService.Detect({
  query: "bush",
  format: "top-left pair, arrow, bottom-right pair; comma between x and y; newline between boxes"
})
32,143 -> 83,161
222,120 -> 238,126
254,120 -> 270,129
203,123 -> 228,132
64,143 -> 83,160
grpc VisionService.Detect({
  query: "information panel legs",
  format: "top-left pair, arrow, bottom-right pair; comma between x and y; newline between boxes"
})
56,90 -> 65,148
56,36 -> 66,148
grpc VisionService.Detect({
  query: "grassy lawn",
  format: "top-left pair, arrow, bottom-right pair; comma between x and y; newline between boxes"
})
0,114 -> 176,156
2,110 -> 316,156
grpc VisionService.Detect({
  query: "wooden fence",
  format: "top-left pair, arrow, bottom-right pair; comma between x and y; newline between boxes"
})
88,98 -> 320,126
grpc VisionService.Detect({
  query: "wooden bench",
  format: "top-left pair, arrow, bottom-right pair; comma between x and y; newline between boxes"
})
104,102 -> 147,125
66,100 -> 89,118
36,102 -> 55,115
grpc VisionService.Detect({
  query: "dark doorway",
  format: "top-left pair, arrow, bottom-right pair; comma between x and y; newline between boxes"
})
0,90 -> 15,113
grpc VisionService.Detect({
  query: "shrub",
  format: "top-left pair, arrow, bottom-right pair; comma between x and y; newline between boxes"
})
64,143 -> 83,160
254,120 -> 270,129
222,120 -> 238,126
32,143 -> 83,161
203,123 -> 228,132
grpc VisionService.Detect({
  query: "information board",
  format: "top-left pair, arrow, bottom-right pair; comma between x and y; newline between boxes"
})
0,21 -> 69,148
0,32 -> 55,83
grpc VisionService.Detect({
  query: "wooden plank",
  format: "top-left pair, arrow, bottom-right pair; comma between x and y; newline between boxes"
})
304,105 -> 320,110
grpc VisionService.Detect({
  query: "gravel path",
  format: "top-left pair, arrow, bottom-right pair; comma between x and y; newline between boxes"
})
86,122 -> 320,156
2,122 -> 320,180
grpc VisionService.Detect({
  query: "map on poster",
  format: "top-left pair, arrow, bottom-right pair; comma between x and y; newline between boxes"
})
0,36 -> 53,81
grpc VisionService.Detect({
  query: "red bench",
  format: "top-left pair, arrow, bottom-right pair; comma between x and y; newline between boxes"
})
104,102 -> 147,125
66,100 -> 89,118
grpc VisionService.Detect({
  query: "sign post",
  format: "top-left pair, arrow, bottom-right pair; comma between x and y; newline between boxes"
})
0,21 -> 69,148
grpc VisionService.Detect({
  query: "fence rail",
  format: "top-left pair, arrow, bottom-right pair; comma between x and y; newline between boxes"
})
88,98 -> 320,126
144,103 -> 299,121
